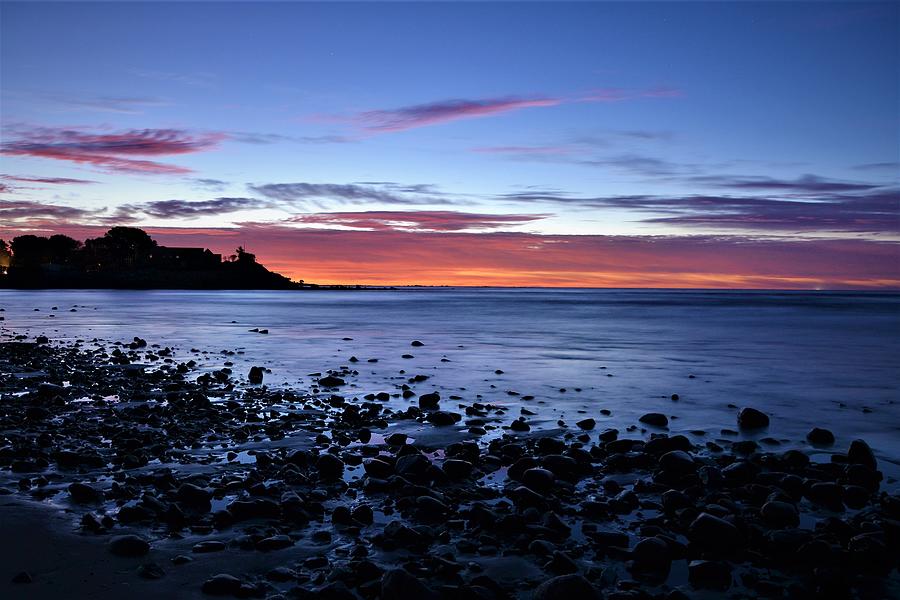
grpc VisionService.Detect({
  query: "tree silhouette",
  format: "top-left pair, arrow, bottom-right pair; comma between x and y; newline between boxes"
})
10,235 -> 51,268
84,227 -> 157,269
48,234 -> 81,265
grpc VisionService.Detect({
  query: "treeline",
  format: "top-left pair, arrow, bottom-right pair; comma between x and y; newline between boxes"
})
0,227 -> 304,290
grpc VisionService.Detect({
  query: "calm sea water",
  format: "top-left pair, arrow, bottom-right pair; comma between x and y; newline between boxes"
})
2,288 -> 899,480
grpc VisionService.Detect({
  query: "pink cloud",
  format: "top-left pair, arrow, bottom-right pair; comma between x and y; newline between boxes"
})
337,87 -> 681,133
286,210 -> 548,232
0,127 -> 226,174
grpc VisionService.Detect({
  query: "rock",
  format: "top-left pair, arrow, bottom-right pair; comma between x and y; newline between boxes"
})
688,560 -> 732,590
848,439 -> 877,471
418,392 -> 440,409
193,541 -> 226,553
442,459 -> 474,479
639,413 -> 668,427
256,534 -> 293,551
807,428 -> 835,445
11,571 -> 32,584
737,407 -> 769,429
202,574 -> 242,595
427,410 -> 459,426
522,468 -> 556,492
363,458 -> 394,478
688,513 -> 743,552
248,366 -> 264,384
137,562 -> 165,579
318,375 -> 345,387
109,534 -> 150,557
807,482 -> 844,511
659,450 -> 697,475
317,453 -> 345,481
352,504 -> 374,525
760,501 -> 799,528
532,574 -> 600,600
632,537 -> 671,570
411,340 -> 424,347
381,568 -> 439,600
68,482 -> 101,503
177,482 -> 212,507
510,419 -> 530,432
576,418 -> 596,430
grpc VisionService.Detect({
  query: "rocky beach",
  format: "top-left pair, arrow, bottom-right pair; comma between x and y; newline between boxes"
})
1,306 -> 899,599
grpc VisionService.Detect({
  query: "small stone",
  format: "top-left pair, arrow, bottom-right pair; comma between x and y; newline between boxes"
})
639,413 -> 668,427
533,574 -> 600,600
137,562 -> 165,579
737,407 -> 769,429
848,439 -> 877,470
688,560 -> 732,590
659,450 -> 697,475
11,571 -> 32,584
193,540 -> 226,553
109,534 -> 150,557
381,568 -> 439,600
256,534 -> 293,551
202,574 -> 242,596
807,428 -> 835,445
760,501 -> 799,528
248,366 -> 264,384
317,453 -> 345,480
576,418 -> 596,430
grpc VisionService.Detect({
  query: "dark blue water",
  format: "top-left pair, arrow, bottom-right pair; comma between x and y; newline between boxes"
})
2,288 -> 899,480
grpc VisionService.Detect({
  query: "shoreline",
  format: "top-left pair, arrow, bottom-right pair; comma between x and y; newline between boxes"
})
1,331 -> 898,599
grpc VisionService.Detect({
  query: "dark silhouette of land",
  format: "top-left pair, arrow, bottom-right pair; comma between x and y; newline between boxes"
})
0,227 -> 306,289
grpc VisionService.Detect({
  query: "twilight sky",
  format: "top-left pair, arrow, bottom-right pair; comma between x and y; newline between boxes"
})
1,1 -> 898,287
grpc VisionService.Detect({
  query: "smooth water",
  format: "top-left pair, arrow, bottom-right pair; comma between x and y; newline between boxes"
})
2,288 -> 899,479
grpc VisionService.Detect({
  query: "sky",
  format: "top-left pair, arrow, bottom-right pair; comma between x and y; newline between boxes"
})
1,1 -> 898,287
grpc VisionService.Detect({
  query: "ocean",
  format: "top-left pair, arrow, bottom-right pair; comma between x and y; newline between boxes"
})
2,288 -> 899,483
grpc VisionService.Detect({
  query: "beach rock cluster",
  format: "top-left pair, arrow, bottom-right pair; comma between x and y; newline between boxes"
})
0,335 -> 897,599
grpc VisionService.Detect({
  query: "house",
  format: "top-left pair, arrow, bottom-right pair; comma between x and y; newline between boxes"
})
151,247 -> 222,269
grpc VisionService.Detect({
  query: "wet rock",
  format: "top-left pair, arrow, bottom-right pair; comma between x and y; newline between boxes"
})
522,468 -> 556,492
807,482 -> 844,511
202,574 -> 242,596
848,439 -> 877,470
807,428 -> 835,445
381,568 -> 439,600
658,450 -> 697,475
256,534 -> 293,551
737,407 -> 769,429
442,459 -> 474,479
11,571 -> 32,584
533,574 -> 600,600
418,392 -> 440,409
109,534 -> 150,557
137,562 -> 165,579
68,482 -> 101,503
632,537 -> 671,571
639,413 -> 668,427
364,458 -> 394,478
317,453 -> 345,481
193,541 -> 226,553
411,340 -> 425,347
248,366 -> 264,384
576,418 -> 596,430
427,410 -> 460,426
688,560 -> 732,590
760,501 -> 799,528
318,375 -> 345,388
177,482 -> 212,507
688,513 -> 743,552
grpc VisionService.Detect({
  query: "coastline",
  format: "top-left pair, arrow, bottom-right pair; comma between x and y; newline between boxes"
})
0,327 -> 898,599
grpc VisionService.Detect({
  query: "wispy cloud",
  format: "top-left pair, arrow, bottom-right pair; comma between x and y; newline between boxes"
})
502,187 -> 900,234
130,68 -> 216,88
2,174 -> 97,185
688,174 -> 881,193
330,86 -> 680,134
248,182 -> 459,208
117,197 -> 270,220
1,126 -> 225,174
0,199 -> 100,225
286,210 -> 548,232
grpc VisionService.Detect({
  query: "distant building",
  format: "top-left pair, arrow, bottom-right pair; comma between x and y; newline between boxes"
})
151,247 -> 222,269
